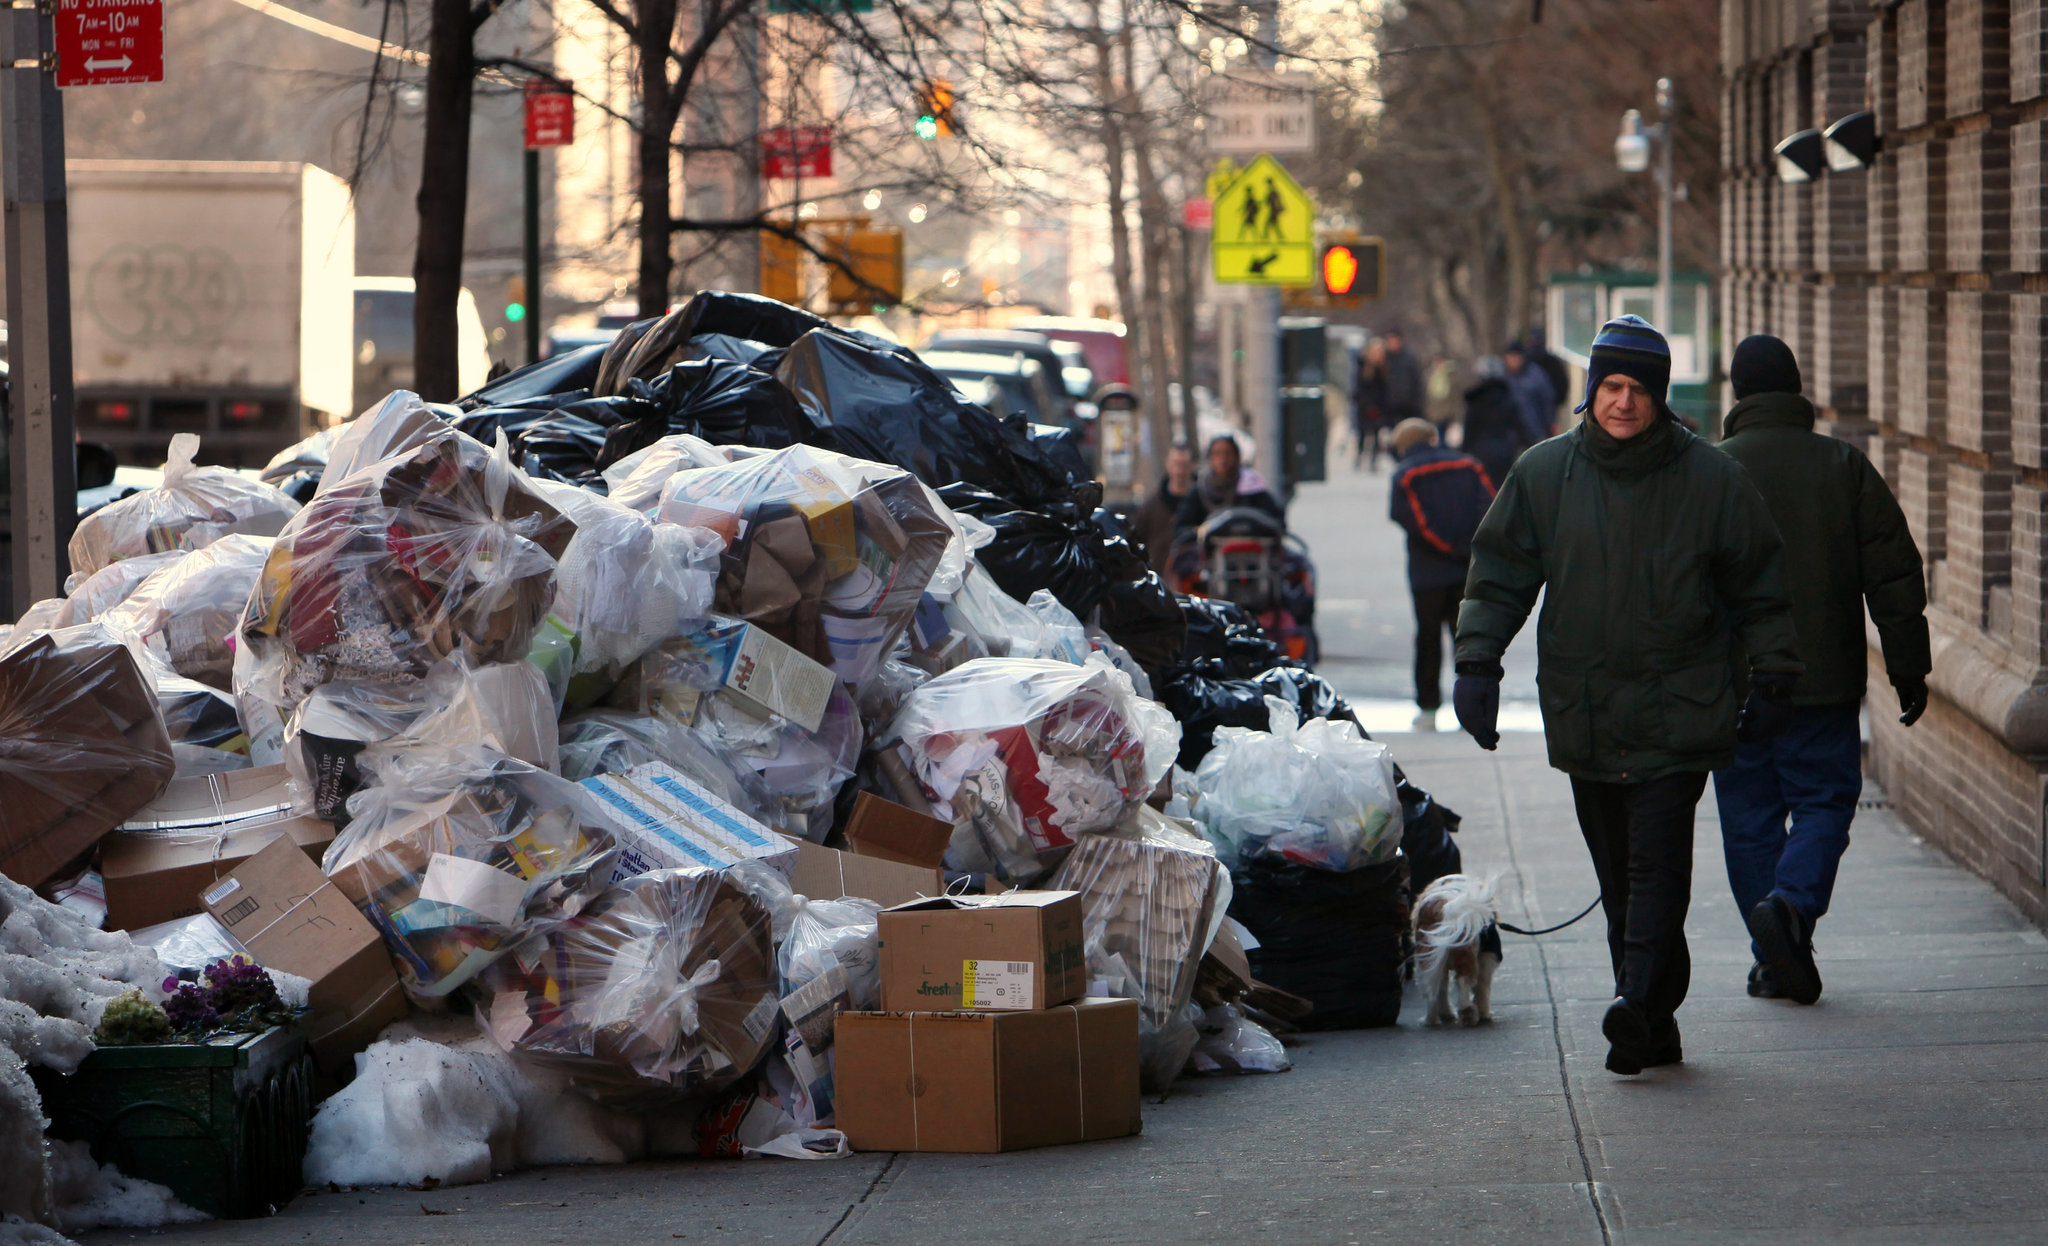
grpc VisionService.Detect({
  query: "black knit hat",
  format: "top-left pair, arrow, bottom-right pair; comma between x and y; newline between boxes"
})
1730,334 -> 1802,399
1575,314 -> 1672,418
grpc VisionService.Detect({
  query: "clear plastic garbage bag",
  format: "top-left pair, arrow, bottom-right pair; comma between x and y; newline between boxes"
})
1193,697 -> 1402,872
100,533 -> 272,692
68,433 -> 301,575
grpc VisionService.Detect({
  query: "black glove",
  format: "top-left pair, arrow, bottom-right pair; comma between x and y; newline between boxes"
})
1453,660 -> 1502,751
1895,677 -> 1929,727
1736,671 -> 1797,743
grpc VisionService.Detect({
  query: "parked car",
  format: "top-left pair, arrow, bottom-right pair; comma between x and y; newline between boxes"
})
923,329 -> 1078,421
353,277 -> 493,406
922,350 -> 1062,425
1006,316 -> 1130,387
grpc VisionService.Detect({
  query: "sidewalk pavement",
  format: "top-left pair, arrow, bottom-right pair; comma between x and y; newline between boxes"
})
88,728 -> 2048,1246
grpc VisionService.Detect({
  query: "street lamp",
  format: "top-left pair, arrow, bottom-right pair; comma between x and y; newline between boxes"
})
1615,78 -> 1675,334
1773,112 -> 1881,183
1773,130 -> 1826,183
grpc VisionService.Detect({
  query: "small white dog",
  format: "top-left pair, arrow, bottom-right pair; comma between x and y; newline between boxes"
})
1413,874 -> 1502,1027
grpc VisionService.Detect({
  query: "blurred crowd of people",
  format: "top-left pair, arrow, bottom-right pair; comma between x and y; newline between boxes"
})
1348,326 -> 1573,483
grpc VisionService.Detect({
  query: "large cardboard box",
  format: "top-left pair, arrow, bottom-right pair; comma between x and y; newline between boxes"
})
101,815 -> 334,932
878,891 -> 1086,1012
200,837 -> 406,1073
834,997 -> 1142,1153
579,762 -> 798,883
785,838 -> 942,910
842,792 -> 951,869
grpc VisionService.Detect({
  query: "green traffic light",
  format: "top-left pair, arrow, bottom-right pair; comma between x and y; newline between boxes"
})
914,114 -> 938,141
506,303 -> 527,322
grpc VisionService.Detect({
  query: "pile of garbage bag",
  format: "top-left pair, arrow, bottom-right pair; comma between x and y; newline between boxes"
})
0,290 -> 1481,1209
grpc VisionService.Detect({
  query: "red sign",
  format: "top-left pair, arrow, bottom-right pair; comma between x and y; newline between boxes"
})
762,126 -> 833,180
524,84 -> 575,150
55,0 -> 164,88
1182,197 -> 1214,230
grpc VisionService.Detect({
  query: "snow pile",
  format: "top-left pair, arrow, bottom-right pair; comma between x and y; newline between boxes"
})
45,1140 -> 204,1234
0,872 -> 167,1229
306,1019 -> 649,1188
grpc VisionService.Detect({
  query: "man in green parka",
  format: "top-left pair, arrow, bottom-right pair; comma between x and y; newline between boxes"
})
1451,314 -> 1803,1075
1712,335 -> 1929,1007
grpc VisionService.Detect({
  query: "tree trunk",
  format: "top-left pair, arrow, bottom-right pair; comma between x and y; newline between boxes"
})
1122,26 -> 1175,477
413,0 -> 477,402
1090,13 -> 1141,435
637,0 -> 682,317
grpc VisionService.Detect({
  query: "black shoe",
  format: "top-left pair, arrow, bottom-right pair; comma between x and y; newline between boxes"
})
1643,1017 -> 1683,1068
1602,997 -> 1654,1074
1748,895 -> 1822,1005
1747,961 -> 1782,999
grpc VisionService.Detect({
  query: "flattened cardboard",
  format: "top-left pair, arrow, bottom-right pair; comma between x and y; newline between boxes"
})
842,792 -> 952,870
579,762 -> 797,882
200,837 -> 406,1073
834,997 -> 1142,1153
101,814 -> 335,931
784,838 -> 942,910
877,891 -> 1086,1012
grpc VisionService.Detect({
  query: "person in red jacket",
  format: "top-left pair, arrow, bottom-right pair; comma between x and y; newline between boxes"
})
1388,418 -> 1496,731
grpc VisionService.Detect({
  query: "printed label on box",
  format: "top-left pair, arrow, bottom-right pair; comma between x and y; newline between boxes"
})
962,959 -> 1034,1010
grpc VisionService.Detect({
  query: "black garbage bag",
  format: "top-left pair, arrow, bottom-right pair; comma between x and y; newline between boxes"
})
1085,524 -> 1186,682
782,330 -> 1075,506
455,344 -> 608,411
1175,595 -> 1287,676
1031,423 -> 1091,484
682,332 -> 786,371
596,358 -> 817,468
1398,779 -> 1463,896
452,392 -> 655,489
1229,856 -> 1410,1029
1254,666 -> 1357,727
1159,661 -> 1359,768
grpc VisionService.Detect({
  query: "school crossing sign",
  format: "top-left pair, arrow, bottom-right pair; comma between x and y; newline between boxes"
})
1210,153 -> 1314,285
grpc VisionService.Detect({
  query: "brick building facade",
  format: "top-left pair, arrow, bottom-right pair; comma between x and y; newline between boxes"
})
1723,0 -> 2048,922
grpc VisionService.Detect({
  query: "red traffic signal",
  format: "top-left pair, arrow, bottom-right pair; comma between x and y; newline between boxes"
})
1323,244 -> 1361,295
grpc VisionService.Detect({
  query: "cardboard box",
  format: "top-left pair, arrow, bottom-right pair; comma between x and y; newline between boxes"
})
200,837 -> 407,1073
834,997 -> 1142,1153
785,838 -> 942,910
101,814 -> 335,932
722,622 -> 834,732
843,792 -> 952,869
878,891 -> 1086,1012
579,762 -> 797,883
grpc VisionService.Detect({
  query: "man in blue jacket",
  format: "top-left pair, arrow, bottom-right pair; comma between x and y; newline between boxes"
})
1388,418 -> 1495,731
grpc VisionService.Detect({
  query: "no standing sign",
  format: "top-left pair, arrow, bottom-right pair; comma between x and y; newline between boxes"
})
55,0 -> 164,88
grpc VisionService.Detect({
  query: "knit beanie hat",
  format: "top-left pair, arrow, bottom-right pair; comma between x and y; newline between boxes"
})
1729,334 -> 1802,399
1390,417 -> 1437,454
1575,314 -> 1672,418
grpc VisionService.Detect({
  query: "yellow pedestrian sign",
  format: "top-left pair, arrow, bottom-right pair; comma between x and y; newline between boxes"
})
1211,154 -> 1314,284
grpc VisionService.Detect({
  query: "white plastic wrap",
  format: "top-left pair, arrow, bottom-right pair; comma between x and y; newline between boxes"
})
1187,1004 -> 1291,1075
56,551 -> 187,627
317,390 -> 450,495
1192,697 -> 1402,872
547,496 -> 724,704
889,655 -> 1181,883
68,434 -> 301,575
599,432 -> 737,512
100,534 -> 272,692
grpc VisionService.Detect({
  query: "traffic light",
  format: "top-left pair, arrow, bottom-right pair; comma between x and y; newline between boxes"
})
915,79 -> 955,139
505,274 -> 528,322
1316,237 -> 1384,302
1322,244 -> 1360,296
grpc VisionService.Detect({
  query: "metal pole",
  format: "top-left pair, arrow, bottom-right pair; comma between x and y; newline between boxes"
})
3,8 -> 76,616
1177,222 -> 1197,450
1243,3 -> 1282,497
524,146 -> 541,365
1655,76 -> 1674,334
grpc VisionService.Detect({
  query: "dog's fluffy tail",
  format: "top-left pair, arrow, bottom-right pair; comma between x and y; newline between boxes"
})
1414,874 -> 1499,993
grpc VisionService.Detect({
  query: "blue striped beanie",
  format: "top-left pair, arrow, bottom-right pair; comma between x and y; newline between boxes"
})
1575,314 -> 1672,417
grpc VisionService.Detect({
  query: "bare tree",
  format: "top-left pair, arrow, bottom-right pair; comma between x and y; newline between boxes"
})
414,0 -> 510,400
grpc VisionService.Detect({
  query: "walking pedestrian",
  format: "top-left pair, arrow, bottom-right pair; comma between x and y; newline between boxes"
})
1388,418 -> 1495,732
1380,328 -> 1425,427
1176,432 -> 1284,533
1352,339 -> 1391,469
1130,443 -> 1196,573
1452,314 -> 1803,1075
1525,327 -> 1571,426
1711,334 -> 1931,1006
1458,358 -> 1527,487
1502,340 -> 1558,446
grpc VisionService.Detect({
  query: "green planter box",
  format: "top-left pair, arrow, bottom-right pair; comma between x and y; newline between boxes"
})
34,1026 -> 313,1219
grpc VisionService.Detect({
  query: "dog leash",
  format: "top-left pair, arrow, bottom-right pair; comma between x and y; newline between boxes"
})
1496,896 -> 1601,937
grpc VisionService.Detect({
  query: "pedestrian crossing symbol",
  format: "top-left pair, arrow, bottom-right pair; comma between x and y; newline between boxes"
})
1211,153 -> 1315,285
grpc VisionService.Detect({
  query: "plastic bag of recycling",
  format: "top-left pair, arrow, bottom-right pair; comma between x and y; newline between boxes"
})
362,658 -> 562,775
475,864 -> 781,1100
324,745 -> 619,998
694,683 -> 862,841
1193,697 -> 1400,872
888,655 -> 1180,884
238,426 -> 575,710
68,434 -> 300,575
558,710 -> 780,825
0,623 -> 177,885
598,359 -> 816,465
1187,1004 -> 1290,1074
1228,856 -> 1409,1029
776,329 -> 1074,506
100,534 -> 271,692
131,913 -> 251,975
154,668 -> 264,777
654,444 -> 956,689
317,391 -> 454,496
1048,810 -> 1220,1090
260,425 -> 345,503
770,890 -> 881,1012
600,433 -> 737,512
940,564 -> 1088,666
55,551 -> 187,628
283,677 -> 431,824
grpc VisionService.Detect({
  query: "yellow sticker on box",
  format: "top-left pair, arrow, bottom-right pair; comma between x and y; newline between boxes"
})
961,959 -> 1035,1010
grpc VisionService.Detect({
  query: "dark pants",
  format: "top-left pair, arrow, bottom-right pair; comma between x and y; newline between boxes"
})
1571,770 -> 1708,1026
1411,582 -> 1462,710
1711,701 -> 1862,950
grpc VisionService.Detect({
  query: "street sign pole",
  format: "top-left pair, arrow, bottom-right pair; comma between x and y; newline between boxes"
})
3,7 -> 77,615
523,146 -> 541,365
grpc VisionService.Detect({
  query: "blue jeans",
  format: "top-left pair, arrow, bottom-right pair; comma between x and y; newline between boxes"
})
1711,702 -> 1863,944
